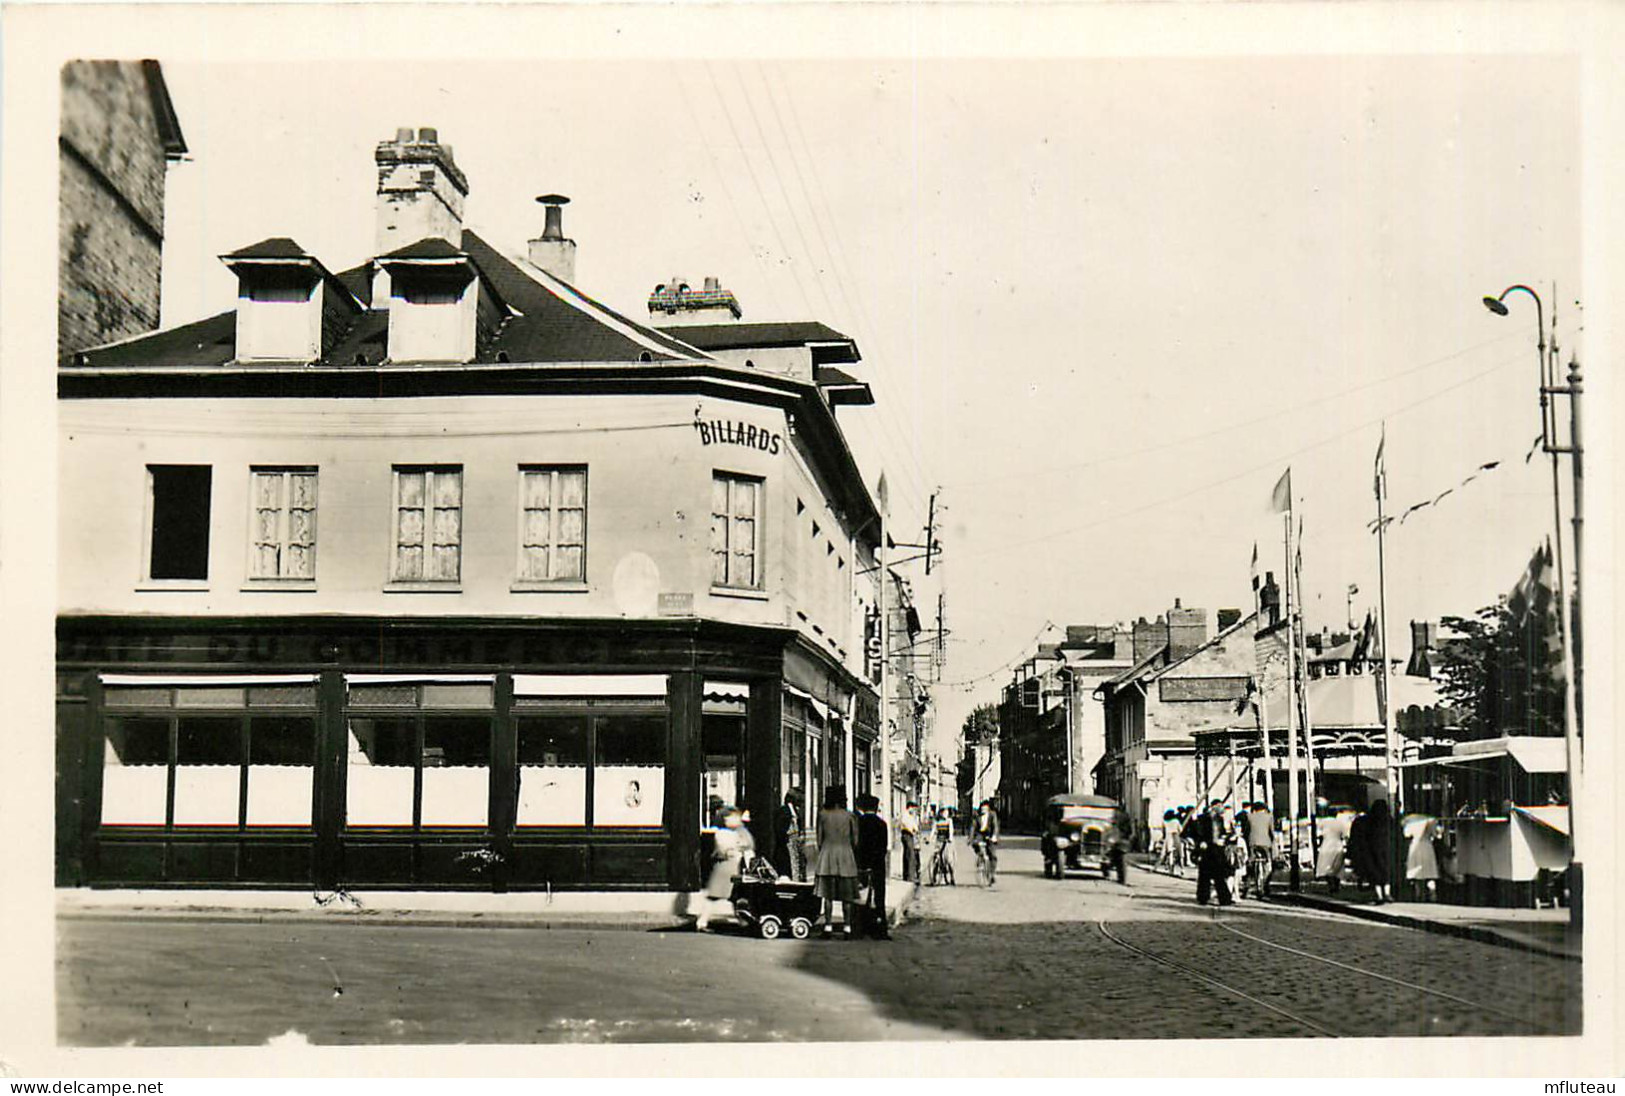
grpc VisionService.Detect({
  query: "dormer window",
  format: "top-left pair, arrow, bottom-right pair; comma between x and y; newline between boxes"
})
379,239 -> 480,364
220,237 -> 360,363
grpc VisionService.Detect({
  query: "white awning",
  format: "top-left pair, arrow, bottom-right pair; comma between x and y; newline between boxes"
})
513,674 -> 668,698
346,674 -> 496,685
101,674 -> 319,686
703,681 -> 750,700
781,683 -> 831,721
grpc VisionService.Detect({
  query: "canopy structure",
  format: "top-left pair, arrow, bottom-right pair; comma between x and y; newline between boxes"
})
1047,793 -> 1118,809
1399,735 -> 1567,774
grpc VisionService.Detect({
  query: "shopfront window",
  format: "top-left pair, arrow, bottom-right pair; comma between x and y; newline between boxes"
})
595,713 -> 666,827
345,678 -> 495,829
516,715 -> 589,826
702,682 -> 748,827
510,679 -> 669,831
99,679 -> 317,829
102,716 -> 169,825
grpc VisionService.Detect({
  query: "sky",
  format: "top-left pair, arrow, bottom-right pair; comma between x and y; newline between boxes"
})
155,54 -> 1582,759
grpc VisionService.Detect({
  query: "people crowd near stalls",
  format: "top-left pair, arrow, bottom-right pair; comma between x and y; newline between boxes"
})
1141,794 -> 1416,908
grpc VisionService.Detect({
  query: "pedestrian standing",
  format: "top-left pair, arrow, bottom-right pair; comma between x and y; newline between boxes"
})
855,794 -> 892,939
1178,806 -> 1198,875
1192,798 -> 1235,907
1315,807 -> 1355,893
1157,809 -> 1180,873
899,801 -> 922,883
1110,805 -> 1131,885
814,785 -> 862,937
1349,799 -> 1393,904
771,791 -> 799,879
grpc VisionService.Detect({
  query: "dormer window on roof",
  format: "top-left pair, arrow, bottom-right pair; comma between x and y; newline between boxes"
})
379,237 -> 482,364
221,237 -> 358,363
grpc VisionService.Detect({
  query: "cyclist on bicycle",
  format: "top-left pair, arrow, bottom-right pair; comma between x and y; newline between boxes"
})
1241,800 -> 1276,899
929,807 -> 955,886
970,799 -> 1001,886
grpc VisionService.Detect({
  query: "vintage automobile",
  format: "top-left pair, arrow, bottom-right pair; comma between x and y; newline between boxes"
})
1040,793 -> 1123,879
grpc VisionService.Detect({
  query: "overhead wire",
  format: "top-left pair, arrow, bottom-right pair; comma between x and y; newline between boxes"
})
952,326 -> 1532,489
959,343 -> 1535,564
748,63 -> 937,514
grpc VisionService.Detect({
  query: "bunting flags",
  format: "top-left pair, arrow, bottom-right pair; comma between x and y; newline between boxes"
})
1367,441 -> 1534,534
1270,468 -> 1292,514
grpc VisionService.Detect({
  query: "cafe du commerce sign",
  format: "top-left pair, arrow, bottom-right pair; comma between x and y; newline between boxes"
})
694,412 -> 783,455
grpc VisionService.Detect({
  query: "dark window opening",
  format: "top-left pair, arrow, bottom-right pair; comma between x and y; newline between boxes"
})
149,465 -> 212,580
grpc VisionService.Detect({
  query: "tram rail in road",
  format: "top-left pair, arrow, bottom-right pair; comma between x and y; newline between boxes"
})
1097,910 -> 1567,1039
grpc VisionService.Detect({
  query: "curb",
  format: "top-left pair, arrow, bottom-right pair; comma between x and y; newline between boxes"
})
56,908 -> 688,931
1274,892 -> 1581,963
1131,860 -> 1579,962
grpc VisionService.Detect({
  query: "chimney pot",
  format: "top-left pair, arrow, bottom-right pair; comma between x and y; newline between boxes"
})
395,127 -> 414,143
418,126 -> 438,143
704,276 -> 720,292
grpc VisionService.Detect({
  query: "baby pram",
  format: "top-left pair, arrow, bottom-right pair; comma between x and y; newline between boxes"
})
729,857 -> 822,939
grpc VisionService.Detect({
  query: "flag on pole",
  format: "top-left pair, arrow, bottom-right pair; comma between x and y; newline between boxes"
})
1250,541 -> 1259,586
1508,540 -> 1565,685
1374,427 -> 1386,501
1270,468 -> 1292,513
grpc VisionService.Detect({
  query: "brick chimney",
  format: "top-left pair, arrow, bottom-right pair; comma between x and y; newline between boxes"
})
1168,598 -> 1208,659
374,127 -> 468,258
528,194 -> 577,283
1132,615 -> 1166,664
648,275 -> 741,325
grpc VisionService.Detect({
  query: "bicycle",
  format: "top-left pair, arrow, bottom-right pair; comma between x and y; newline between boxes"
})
1242,846 -> 1274,899
971,840 -> 996,887
928,839 -> 955,886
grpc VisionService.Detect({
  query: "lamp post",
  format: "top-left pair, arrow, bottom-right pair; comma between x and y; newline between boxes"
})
1482,284 -> 1583,926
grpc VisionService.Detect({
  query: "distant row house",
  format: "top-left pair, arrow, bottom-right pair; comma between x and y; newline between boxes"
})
995,581 -> 1455,844
57,126 -> 890,894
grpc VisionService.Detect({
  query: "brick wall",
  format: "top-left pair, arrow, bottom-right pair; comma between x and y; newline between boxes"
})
58,61 -> 169,355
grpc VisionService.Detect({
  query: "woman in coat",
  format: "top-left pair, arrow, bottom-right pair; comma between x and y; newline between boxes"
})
814,785 -> 861,938
696,805 -> 754,931
1349,799 -> 1393,904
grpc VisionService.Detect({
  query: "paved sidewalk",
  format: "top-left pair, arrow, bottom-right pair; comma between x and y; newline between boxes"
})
58,877 -> 922,933
1132,857 -> 1580,961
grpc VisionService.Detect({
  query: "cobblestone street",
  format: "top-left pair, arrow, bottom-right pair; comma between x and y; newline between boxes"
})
57,840 -> 1580,1045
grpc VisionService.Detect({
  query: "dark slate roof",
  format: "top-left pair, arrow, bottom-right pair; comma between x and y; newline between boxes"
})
380,237 -> 467,261
814,365 -> 864,387
63,229 -> 710,368
664,321 -> 856,352
223,237 -> 314,260
140,60 -> 187,159
65,309 -> 237,368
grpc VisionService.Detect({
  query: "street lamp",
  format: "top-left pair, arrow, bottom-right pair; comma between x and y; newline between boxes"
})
1481,283 -> 1584,926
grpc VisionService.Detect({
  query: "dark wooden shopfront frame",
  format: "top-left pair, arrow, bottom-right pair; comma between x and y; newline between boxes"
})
58,615 -> 808,892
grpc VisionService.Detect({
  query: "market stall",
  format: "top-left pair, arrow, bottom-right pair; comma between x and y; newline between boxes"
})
1400,736 -> 1571,906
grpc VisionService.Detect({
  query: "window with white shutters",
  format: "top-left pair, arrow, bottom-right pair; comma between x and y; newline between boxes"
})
518,466 -> 587,583
248,468 -> 317,581
710,473 -> 762,589
392,466 -> 462,583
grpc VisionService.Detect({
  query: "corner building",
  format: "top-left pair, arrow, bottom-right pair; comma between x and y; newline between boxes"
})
57,128 -> 883,893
